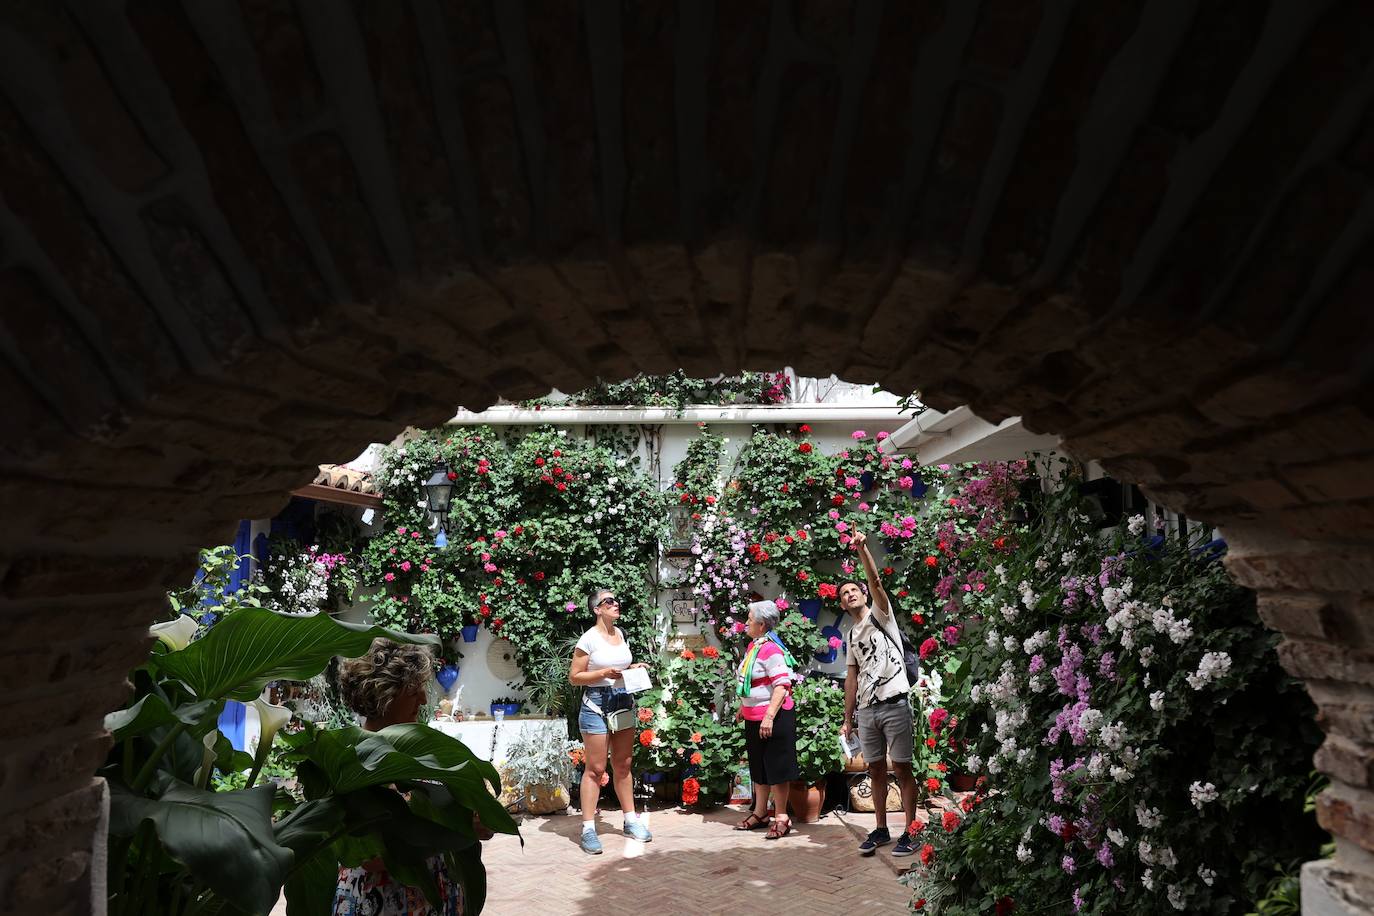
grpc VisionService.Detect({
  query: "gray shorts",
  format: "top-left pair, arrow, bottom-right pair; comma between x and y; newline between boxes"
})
856,698 -> 914,765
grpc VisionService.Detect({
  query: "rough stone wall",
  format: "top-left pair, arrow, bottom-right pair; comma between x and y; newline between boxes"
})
1,1 -> 1373,911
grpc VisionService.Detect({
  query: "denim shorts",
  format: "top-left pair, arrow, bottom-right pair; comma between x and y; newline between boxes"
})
578,685 -> 631,736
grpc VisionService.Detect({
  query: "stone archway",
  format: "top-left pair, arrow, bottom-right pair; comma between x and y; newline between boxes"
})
2,2 -> 1373,911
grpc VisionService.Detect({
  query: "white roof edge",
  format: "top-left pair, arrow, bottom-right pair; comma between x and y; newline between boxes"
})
447,404 -> 910,426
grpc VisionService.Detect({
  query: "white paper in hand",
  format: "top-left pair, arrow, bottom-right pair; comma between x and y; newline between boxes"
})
621,666 -> 653,693
839,730 -> 862,761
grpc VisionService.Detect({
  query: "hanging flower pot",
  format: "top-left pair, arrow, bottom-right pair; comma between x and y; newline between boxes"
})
911,478 -> 929,499
860,470 -> 875,491
643,771 -> 665,785
461,624 -> 479,643
436,664 -> 460,692
799,598 -> 823,622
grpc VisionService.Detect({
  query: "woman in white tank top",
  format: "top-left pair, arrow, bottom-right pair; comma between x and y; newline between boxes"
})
568,588 -> 652,854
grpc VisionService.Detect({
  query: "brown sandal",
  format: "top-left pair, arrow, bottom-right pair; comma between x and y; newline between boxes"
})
734,812 -> 768,831
765,817 -> 792,839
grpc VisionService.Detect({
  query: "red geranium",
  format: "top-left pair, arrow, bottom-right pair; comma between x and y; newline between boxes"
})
919,843 -> 935,865
702,646 -> 719,658
637,707 -> 653,723
995,899 -> 1015,916
919,637 -> 939,660
681,776 -> 700,805
914,900 -> 926,910
798,442 -> 813,454
942,810 -> 961,832
680,649 -> 697,661
817,582 -> 838,599
925,777 -> 941,793
928,708 -> 949,732
535,457 -> 545,466
799,424 -> 811,433
690,752 -> 703,765
831,494 -> 845,506
639,729 -> 655,747
924,556 -> 939,567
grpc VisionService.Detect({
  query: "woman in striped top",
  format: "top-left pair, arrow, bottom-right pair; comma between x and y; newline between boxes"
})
733,600 -> 800,839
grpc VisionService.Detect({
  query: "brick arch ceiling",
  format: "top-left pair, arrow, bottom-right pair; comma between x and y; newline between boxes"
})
2,2 -> 1374,911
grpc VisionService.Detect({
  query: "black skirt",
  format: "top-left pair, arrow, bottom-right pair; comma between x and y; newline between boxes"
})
744,706 -> 800,786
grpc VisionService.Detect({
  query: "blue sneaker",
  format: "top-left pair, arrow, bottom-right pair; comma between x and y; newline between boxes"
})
858,826 -> 890,856
891,831 -> 916,857
623,820 -> 653,842
580,827 -> 603,855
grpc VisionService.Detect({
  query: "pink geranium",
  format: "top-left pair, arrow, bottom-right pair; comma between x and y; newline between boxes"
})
851,430 -> 866,440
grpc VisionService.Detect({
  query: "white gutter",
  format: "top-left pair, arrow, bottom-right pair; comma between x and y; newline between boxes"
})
879,407 -> 1060,465
448,404 -> 909,425
878,407 -> 973,453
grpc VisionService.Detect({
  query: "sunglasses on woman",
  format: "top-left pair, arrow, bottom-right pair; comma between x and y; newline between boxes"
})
596,596 -> 620,608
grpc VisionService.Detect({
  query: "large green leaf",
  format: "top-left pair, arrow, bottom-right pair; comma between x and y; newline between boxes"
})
294,725 -> 519,837
105,694 -> 223,741
274,799 -> 348,916
154,607 -> 439,701
109,780 -> 292,916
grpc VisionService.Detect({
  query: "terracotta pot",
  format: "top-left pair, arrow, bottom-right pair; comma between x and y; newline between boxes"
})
787,780 -> 826,822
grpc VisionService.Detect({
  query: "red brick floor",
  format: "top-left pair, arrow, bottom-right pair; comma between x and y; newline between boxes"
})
479,802 -> 916,915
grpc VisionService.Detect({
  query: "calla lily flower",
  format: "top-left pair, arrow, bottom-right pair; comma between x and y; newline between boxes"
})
150,614 -> 198,652
194,730 -> 219,788
251,697 -> 293,751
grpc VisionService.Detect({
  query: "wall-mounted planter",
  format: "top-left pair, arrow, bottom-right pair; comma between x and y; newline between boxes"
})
436,665 -> 460,692
799,599 -> 823,622
461,624 -> 479,643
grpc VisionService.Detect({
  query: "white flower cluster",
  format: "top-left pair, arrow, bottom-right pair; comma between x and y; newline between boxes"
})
1023,630 -> 1049,654
1197,865 -> 1216,887
1167,884 -> 1188,910
1189,781 -> 1218,810
1150,605 -> 1194,644
1136,804 -> 1162,829
1017,579 -> 1037,608
1128,514 -> 1146,535
1186,651 -> 1232,690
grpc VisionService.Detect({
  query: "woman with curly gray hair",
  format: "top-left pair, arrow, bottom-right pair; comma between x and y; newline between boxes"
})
333,638 -> 488,915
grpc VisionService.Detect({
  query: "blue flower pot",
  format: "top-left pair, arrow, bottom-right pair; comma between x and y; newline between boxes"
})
799,599 -> 823,621
644,772 -> 665,784
436,665 -> 459,692
910,478 -> 928,499
461,624 -> 479,643
860,470 -> 875,491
